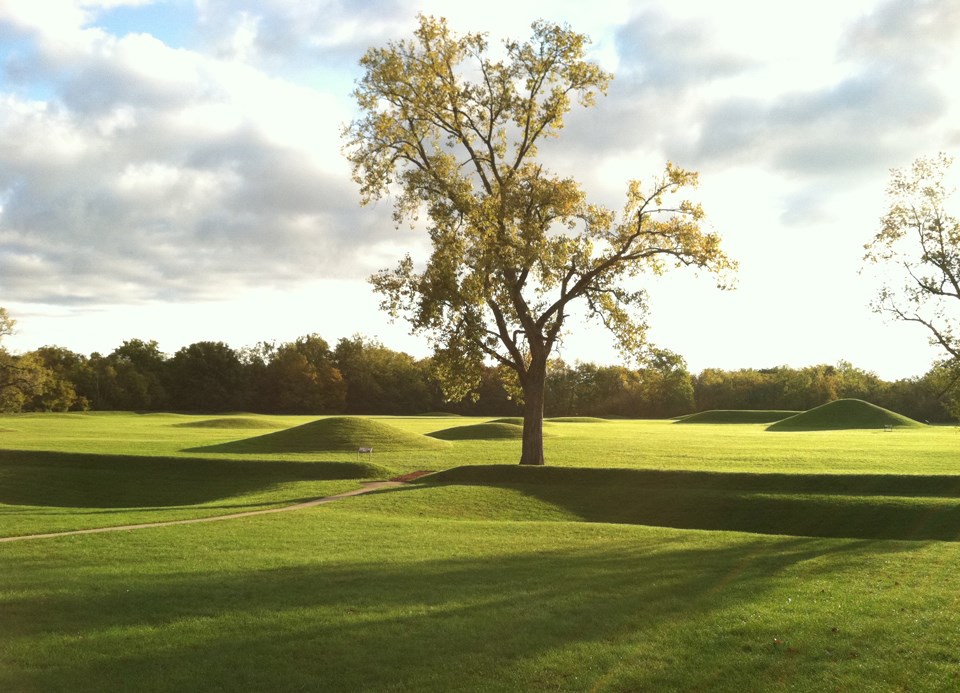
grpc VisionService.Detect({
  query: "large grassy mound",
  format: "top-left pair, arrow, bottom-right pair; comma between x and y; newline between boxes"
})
428,422 -> 527,441
678,410 -> 801,424
173,417 -> 283,429
197,416 -> 448,453
768,399 -> 924,431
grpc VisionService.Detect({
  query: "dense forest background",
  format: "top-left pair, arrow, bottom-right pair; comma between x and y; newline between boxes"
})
0,333 -> 954,422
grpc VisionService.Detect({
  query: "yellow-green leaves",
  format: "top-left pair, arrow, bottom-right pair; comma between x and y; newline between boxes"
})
345,16 -> 733,404
0,307 -> 14,343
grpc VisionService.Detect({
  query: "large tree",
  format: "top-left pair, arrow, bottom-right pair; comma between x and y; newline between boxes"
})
865,153 -> 960,414
344,16 -> 733,464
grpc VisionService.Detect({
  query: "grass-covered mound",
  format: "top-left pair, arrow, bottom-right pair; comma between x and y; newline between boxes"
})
487,417 -> 523,425
768,399 -> 924,431
0,449 -> 386,508
428,422 -> 527,441
678,410 -> 801,424
196,416 -> 448,454
547,417 -> 609,423
173,417 -> 283,429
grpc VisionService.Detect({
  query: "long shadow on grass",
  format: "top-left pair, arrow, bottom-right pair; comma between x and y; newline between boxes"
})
416,465 -> 960,541
0,449 -> 385,508
0,526 -> 917,692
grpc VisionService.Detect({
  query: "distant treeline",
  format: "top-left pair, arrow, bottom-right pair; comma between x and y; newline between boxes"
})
0,334 -> 954,421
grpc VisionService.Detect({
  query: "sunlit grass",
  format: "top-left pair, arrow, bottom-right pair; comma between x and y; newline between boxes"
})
3,411 -> 960,690
2,411 -> 958,475
3,506 -> 960,691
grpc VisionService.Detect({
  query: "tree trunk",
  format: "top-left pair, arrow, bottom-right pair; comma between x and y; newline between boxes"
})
519,362 -> 546,466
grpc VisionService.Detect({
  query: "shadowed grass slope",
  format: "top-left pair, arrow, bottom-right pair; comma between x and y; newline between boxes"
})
768,399 -> 924,431
0,449 -> 386,508
409,464 -> 960,540
173,417 -> 284,429
193,416 -> 448,454
678,410 -> 801,424
9,513 -> 960,692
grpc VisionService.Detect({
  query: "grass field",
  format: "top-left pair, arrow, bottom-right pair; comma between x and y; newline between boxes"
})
2,411 -> 960,690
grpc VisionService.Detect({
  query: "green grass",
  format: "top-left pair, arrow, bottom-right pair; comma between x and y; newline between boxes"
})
547,416 -> 610,423
396,465 -> 960,540
1,411 -> 958,475
5,411 -> 960,690
4,503 -> 960,691
0,447 -> 385,537
679,409 -> 802,424
769,399 -> 924,431
191,415 -> 450,453
428,422 -> 529,440
172,417 -> 285,429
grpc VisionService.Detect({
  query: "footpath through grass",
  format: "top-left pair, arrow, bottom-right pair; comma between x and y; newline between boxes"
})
4,501 -> 960,691
1,412 -> 959,538
3,412 -> 960,690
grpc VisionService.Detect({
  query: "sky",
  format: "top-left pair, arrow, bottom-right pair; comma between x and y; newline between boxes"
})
1,0 -> 959,379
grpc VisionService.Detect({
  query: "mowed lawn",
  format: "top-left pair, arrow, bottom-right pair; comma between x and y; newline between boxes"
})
2,412 -> 960,691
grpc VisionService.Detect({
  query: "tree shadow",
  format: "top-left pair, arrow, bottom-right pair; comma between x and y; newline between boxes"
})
0,528 -> 916,691
0,449 -> 378,508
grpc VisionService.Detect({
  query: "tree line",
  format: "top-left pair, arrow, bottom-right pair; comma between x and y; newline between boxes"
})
1,326 -> 954,421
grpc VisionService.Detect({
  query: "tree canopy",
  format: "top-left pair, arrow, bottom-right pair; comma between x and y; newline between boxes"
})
0,307 -> 13,342
344,15 -> 734,464
865,153 -> 960,415
0,310 -> 949,421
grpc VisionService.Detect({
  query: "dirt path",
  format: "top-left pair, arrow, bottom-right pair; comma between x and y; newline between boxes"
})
0,480 -> 405,544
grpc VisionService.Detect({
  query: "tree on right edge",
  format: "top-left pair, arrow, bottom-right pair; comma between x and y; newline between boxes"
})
864,153 -> 960,416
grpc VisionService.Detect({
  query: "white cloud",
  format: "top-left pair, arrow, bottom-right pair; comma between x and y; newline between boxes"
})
1,0 -> 959,378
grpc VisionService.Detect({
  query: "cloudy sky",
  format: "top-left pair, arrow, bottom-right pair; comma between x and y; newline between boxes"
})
1,0 -> 958,378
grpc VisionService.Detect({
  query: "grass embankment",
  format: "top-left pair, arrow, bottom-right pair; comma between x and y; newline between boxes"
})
173,417 -> 284,429
679,409 -> 802,424
192,416 -> 449,453
4,499 -> 960,691
2,410 -> 956,474
4,412 -> 960,690
769,399 -> 924,431
427,421 -> 554,440
0,448 -> 385,536
547,416 -> 610,423
1,411 -> 958,538
389,465 -> 960,541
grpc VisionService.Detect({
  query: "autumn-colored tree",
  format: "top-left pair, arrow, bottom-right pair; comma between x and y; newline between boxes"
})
261,335 -> 346,413
344,16 -> 733,464
0,310 -> 82,412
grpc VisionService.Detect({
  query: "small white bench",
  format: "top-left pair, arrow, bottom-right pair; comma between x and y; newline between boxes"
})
357,447 -> 373,460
